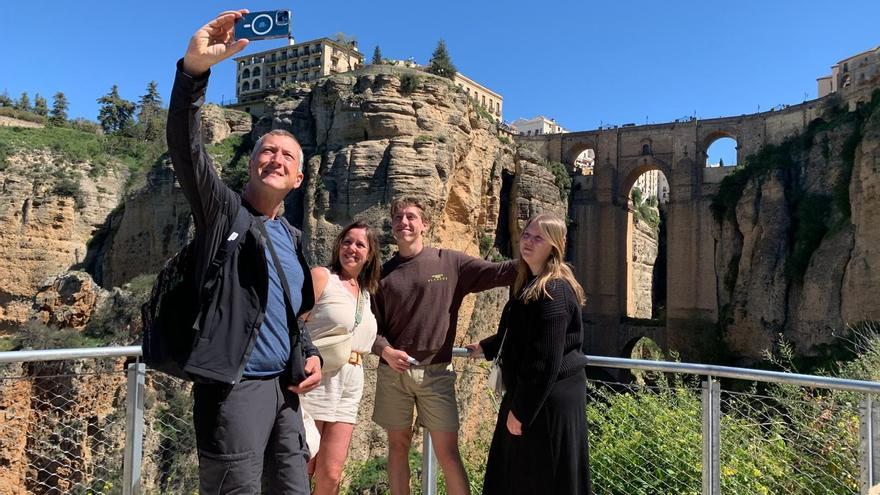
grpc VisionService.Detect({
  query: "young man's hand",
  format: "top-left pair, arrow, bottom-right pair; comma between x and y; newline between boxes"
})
182,10 -> 250,77
288,356 -> 322,394
381,346 -> 414,373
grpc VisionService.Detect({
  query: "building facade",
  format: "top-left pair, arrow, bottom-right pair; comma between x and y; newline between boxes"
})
453,73 -> 503,122
231,37 -> 364,116
511,115 -> 567,136
818,45 -> 880,98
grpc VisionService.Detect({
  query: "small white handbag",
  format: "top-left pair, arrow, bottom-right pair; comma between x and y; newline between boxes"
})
488,329 -> 508,397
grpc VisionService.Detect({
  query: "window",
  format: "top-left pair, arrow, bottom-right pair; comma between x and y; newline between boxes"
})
642,143 -> 652,155
281,77 -> 286,84
242,68 -> 251,78
253,67 -> 261,77
252,79 -> 261,89
242,81 -> 250,92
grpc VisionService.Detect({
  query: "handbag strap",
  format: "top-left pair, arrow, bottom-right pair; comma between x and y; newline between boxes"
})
255,219 -> 300,340
352,288 -> 365,332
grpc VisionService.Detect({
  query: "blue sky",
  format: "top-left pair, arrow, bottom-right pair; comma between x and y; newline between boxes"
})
4,1 -> 879,166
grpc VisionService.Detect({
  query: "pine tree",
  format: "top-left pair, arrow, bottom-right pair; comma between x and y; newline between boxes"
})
0,91 -> 12,107
50,92 -> 68,125
137,81 -> 163,141
718,157 -> 725,167
16,92 -> 30,112
427,40 -> 456,80
372,45 -> 383,65
33,94 -> 48,116
97,85 -> 135,133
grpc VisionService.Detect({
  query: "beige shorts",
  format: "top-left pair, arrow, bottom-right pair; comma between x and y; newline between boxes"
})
372,362 -> 459,432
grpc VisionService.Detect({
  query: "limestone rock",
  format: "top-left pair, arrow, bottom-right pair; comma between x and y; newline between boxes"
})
0,150 -> 127,330
31,271 -> 108,331
200,104 -> 252,145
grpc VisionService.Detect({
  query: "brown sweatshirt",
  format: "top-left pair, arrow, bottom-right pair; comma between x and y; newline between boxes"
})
371,247 -> 518,364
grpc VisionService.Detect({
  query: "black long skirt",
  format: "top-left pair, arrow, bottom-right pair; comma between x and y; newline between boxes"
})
482,372 -> 591,495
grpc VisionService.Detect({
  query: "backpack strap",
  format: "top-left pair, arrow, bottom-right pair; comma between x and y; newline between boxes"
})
201,205 -> 252,291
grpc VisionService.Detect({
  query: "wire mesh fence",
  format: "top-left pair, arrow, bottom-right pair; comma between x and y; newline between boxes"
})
0,349 -> 878,495
0,360 -> 128,494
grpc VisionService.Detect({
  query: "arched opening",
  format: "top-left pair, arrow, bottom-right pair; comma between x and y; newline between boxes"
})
252,67 -> 261,77
241,81 -> 250,92
252,79 -> 261,90
621,336 -> 664,384
624,167 -> 669,320
573,149 -> 595,175
706,136 -> 737,167
242,68 -> 251,78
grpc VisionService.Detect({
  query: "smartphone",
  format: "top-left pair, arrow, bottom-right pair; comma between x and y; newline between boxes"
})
234,10 -> 291,41
406,356 -> 420,366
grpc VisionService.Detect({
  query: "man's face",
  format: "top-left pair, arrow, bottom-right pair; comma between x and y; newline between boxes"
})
391,205 -> 427,245
248,134 -> 304,193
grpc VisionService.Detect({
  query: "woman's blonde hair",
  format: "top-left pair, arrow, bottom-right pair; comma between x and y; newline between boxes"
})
514,213 -> 585,305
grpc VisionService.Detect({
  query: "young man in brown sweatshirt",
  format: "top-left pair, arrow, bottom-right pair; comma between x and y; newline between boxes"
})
371,197 -> 517,495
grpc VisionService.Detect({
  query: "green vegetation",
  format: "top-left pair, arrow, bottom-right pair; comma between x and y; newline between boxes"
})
206,133 -> 253,191
97,85 -> 136,133
544,160 -> 572,200
0,106 -> 47,124
400,73 -> 420,95
630,187 -> 660,231
711,88 -> 880,284
472,102 -> 495,123
372,45 -> 383,65
12,320 -> 105,350
427,40 -> 457,80
50,91 -> 68,125
414,134 -> 434,144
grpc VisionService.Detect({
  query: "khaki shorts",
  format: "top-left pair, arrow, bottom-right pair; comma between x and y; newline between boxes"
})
372,362 -> 459,432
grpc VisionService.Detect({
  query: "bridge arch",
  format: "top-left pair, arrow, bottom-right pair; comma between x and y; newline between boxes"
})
701,129 -> 740,167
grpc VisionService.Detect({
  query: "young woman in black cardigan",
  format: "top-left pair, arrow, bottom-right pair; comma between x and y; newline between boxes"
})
467,213 -> 591,495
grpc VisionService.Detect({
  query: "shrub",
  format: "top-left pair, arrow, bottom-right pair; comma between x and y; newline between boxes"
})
206,133 -> 252,191
414,134 -> 434,144
544,161 -> 571,200
400,73 -> 420,95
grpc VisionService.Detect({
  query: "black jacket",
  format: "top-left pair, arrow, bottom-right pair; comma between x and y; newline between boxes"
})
166,59 -> 318,385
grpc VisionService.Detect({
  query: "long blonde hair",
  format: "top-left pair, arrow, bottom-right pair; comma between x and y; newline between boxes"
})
514,213 -> 586,305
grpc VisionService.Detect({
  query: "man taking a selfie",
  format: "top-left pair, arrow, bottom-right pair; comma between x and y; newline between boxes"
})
167,10 -> 321,493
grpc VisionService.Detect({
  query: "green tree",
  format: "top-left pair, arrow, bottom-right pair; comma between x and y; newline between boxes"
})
137,81 -> 163,141
97,85 -> 136,133
427,39 -> 456,79
50,91 -> 69,125
33,94 -> 48,116
0,91 -> 12,107
372,45 -> 383,65
16,92 -> 30,111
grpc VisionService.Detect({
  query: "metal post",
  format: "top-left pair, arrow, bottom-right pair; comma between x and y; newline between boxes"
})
701,377 -> 720,495
421,428 -> 438,495
861,395 -> 880,494
123,362 -> 146,495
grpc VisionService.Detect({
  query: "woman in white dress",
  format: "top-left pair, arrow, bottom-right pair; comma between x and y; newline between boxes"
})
300,221 -> 381,495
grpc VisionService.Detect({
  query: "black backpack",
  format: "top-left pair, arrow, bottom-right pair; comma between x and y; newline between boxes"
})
141,206 -> 252,381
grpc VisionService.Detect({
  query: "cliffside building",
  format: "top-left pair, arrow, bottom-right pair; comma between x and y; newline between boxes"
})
230,37 -> 364,117
818,45 -> 880,98
453,73 -> 503,122
511,115 -> 567,136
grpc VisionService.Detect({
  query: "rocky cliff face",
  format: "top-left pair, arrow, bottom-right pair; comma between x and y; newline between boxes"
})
0,151 -> 127,331
631,220 -> 659,318
715,95 -> 880,360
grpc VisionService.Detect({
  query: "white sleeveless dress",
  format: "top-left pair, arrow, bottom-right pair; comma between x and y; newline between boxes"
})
300,268 -> 378,423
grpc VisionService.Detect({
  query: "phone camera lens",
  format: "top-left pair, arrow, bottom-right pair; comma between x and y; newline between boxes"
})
277,11 -> 289,24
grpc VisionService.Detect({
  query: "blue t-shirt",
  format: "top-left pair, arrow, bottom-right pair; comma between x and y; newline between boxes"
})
243,219 -> 304,377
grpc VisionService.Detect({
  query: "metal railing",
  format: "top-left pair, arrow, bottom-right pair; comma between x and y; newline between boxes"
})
2,346 -> 880,494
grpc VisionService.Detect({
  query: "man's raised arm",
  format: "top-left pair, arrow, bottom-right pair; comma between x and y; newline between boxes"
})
166,10 -> 250,232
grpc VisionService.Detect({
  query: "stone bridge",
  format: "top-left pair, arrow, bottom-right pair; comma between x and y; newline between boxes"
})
523,96 -> 833,359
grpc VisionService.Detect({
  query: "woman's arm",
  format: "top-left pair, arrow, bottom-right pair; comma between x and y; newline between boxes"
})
300,267 -> 329,322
